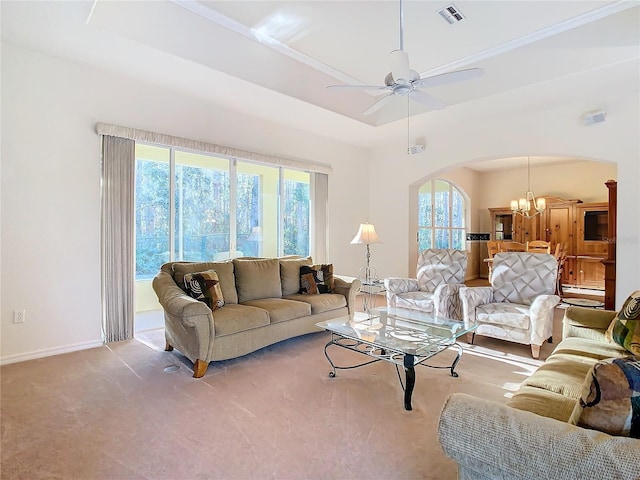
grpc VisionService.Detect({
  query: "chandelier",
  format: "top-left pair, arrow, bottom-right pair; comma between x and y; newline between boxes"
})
510,157 -> 546,218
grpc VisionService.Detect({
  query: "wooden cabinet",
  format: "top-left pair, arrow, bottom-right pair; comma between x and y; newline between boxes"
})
543,199 -> 576,256
491,197 -> 578,253
576,257 -> 606,289
489,208 -> 514,241
575,203 -> 608,258
488,197 -> 608,290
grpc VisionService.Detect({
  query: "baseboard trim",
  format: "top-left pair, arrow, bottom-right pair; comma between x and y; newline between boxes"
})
0,339 -> 105,366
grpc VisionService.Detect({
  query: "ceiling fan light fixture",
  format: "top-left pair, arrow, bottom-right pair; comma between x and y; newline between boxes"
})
438,4 -> 465,24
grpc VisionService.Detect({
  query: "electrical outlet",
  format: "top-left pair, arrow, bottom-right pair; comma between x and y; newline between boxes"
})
13,310 -> 25,324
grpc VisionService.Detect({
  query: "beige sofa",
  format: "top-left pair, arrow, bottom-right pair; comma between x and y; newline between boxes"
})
153,257 -> 360,378
438,305 -> 640,480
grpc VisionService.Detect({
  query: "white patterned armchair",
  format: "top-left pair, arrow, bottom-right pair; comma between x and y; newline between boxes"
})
460,252 -> 560,358
384,249 -> 468,320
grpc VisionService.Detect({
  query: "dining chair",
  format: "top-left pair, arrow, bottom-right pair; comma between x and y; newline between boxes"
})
526,240 -> 551,253
499,241 -> 526,252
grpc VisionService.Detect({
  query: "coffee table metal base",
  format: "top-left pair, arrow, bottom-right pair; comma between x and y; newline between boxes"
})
323,334 -> 464,411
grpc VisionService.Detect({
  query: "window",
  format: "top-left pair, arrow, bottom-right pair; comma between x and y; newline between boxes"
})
418,179 -> 466,251
283,170 -> 310,257
134,144 -> 311,280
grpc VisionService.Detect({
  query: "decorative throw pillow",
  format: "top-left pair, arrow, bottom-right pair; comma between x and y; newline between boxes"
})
299,264 -> 334,294
172,261 -> 237,304
606,290 -> 640,355
568,356 -> 640,438
183,270 -> 225,311
280,256 -> 313,296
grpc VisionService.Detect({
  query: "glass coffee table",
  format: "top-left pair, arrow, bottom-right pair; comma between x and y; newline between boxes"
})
316,308 -> 477,411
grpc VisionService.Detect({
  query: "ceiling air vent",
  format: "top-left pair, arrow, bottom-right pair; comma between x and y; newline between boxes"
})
438,4 -> 465,24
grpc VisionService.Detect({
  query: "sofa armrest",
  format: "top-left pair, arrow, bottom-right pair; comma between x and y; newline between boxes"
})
562,306 -> 617,341
438,393 -> 640,480
459,286 -> 493,329
333,276 -> 362,314
152,271 -> 212,322
152,271 -> 215,367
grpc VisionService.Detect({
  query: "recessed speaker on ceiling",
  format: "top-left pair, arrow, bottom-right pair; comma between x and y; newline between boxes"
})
408,144 -> 425,155
582,110 -> 606,126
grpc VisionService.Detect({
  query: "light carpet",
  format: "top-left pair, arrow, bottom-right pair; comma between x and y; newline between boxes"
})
1,308 -> 565,480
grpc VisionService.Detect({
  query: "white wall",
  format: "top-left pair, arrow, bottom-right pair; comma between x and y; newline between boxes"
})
369,87 -> 639,307
0,44 -> 369,362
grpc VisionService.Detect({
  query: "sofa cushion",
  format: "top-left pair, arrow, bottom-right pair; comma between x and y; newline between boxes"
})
210,304 -> 270,337
569,356 -> 640,438
521,354 -> 597,399
507,385 -> 578,422
183,269 -> 225,311
606,290 -> 640,355
283,293 -> 347,314
280,256 -> 313,296
300,264 -> 334,294
241,298 -> 311,323
552,336 -> 629,362
233,258 -> 282,303
476,303 -> 530,329
394,291 -> 435,313
173,261 -> 237,304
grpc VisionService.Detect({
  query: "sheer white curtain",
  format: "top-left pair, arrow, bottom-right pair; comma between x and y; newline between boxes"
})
101,135 -> 135,342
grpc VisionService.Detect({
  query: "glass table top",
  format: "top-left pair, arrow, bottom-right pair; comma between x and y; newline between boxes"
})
316,308 -> 476,357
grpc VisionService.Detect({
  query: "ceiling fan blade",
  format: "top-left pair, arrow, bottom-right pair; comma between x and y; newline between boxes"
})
409,90 -> 447,110
363,93 -> 395,115
327,84 -> 390,92
390,49 -> 411,83
412,68 -> 484,89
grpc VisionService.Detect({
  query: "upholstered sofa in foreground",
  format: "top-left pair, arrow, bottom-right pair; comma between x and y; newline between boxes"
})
438,303 -> 640,480
153,257 -> 360,378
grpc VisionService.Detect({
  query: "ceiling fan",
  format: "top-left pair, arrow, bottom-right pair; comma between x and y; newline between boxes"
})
327,0 -> 483,116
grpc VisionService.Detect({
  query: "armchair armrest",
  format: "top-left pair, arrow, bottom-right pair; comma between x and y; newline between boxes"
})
562,306 -> 617,341
459,286 -> 493,328
433,283 -> 465,320
333,276 -> 362,314
528,294 -> 560,345
384,277 -> 419,309
438,393 -> 640,480
384,277 -> 419,294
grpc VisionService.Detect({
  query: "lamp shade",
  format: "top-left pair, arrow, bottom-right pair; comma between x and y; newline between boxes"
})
351,223 -> 382,245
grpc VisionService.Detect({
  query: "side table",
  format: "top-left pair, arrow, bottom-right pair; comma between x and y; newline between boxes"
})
360,281 -> 385,312
562,297 -> 604,309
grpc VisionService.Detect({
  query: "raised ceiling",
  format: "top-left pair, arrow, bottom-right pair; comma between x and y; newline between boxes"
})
2,1 -> 639,161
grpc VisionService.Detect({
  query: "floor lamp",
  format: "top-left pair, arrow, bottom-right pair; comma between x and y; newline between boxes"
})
351,223 -> 382,313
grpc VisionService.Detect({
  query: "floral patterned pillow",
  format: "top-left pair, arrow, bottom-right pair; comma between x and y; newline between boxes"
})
569,356 -> 640,438
183,269 -> 225,311
606,290 -> 640,355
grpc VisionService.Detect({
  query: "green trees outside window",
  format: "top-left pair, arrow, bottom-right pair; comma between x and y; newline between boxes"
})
135,144 -> 311,280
